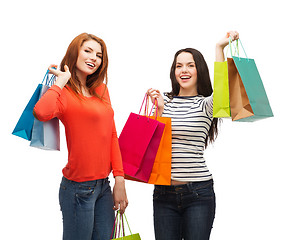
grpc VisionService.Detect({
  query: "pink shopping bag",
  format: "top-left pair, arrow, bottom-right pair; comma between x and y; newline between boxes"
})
119,94 -> 165,182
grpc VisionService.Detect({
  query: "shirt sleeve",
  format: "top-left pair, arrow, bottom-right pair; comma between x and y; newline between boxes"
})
102,85 -> 125,177
33,85 -> 65,121
111,121 -> 125,177
203,94 -> 213,118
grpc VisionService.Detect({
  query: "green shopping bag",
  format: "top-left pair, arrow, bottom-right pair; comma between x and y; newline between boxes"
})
111,211 -> 141,240
230,39 -> 274,122
213,61 -> 231,117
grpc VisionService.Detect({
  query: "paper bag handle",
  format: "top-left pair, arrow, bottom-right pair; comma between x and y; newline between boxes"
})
138,93 -> 158,120
229,37 -> 249,61
111,211 -> 134,239
41,68 -> 56,86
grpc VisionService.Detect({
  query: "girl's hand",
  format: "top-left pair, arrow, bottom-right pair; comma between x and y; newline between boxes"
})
216,31 -> 240,49
49,64 -> 71,89
113,176 -> 128,214
215,31 -> 239,62
147,88 -> 164,116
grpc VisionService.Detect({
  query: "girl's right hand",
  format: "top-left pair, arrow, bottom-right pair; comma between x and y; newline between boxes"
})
147,88 -> 164,116
216,31 -> 239,50
215,31 -> 239,62
49,64 -> 71,89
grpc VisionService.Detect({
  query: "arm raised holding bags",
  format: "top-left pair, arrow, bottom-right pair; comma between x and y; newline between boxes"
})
33,64 -> 71,121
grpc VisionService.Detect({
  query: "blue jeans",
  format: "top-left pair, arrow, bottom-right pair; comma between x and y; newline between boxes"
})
153,180 -> 216,240
59,177 -> 115,240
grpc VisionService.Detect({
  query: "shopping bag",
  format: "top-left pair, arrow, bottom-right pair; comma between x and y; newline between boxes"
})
126,97 -> 172,185
12,84 -> 42,140
30,76 -> 60,150
213,61 -> 231,118
228,39 -> 273,121
119,94 -> 165,182
147,116 -> 171,185
124,101 -> 172,185
232,57 -> 274,121
111,211 -> 141,240
227,57 -> 254,121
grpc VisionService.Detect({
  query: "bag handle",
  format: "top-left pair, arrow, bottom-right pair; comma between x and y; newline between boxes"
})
123,213 -> 133,236
138,93 -> 158,120
229,37 -> 249,61
41,68 -> 57,86
144,94 -> 158,119
111,211 -> 134,239
111,211 -> 121,238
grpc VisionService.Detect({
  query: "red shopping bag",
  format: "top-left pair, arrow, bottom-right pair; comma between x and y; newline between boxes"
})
119,94 -> 165,182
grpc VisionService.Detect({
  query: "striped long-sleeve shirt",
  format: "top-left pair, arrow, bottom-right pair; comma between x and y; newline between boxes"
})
162,95 -> 213,182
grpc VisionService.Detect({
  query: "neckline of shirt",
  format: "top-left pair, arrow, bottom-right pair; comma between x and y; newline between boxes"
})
174,95 -> 202,99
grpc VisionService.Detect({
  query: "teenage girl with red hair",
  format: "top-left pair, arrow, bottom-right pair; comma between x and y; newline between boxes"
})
34,33 -> 128,240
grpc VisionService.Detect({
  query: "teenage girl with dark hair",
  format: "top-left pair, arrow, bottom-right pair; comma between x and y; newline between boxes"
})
147,31 -> 239,240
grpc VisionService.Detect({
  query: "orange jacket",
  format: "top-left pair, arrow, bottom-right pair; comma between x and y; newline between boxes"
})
34,84 -> 124,182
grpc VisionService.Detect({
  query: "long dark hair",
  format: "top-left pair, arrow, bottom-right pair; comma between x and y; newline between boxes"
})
166,48 -> 220,147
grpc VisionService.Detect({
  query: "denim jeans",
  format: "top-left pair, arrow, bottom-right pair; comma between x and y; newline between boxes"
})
59,176 -> 115,240
153,179 -> 216,240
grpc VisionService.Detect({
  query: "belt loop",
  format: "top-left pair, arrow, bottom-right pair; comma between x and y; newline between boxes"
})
186,182 -> 192,192
161,185 -> 165,195
103,177 -> 108,185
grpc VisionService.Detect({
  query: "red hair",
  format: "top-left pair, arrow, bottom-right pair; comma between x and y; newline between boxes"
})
60,33 -> 108,99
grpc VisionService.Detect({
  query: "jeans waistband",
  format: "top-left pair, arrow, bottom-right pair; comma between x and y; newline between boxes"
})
62,176 -> 109,186
155,179 -> 213,193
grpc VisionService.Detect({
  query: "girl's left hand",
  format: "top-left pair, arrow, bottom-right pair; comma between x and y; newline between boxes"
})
113,176 -> 128,214
216,31 -> 239,49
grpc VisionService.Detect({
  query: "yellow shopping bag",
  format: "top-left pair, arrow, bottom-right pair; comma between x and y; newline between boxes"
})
213,61 -> 231,118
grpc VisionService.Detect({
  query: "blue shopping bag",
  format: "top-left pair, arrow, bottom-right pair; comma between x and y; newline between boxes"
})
12,84 -> 42,140
12,70 -> 55,140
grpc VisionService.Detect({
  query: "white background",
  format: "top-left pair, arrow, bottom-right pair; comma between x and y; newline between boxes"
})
1,0 -> 281,239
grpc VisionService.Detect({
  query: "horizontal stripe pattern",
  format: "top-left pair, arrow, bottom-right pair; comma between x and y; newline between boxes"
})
162,95 -> 213,182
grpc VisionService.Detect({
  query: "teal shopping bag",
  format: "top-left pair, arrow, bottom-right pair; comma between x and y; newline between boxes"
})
229,39 -> 274,122
232,56 -> 273,121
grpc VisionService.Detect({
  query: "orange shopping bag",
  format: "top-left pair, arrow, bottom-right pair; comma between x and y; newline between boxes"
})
147,116 -> 171,185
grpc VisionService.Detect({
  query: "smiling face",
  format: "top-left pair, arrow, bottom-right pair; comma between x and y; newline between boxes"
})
175,52 -> 198,96
75,39 -> 102,81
